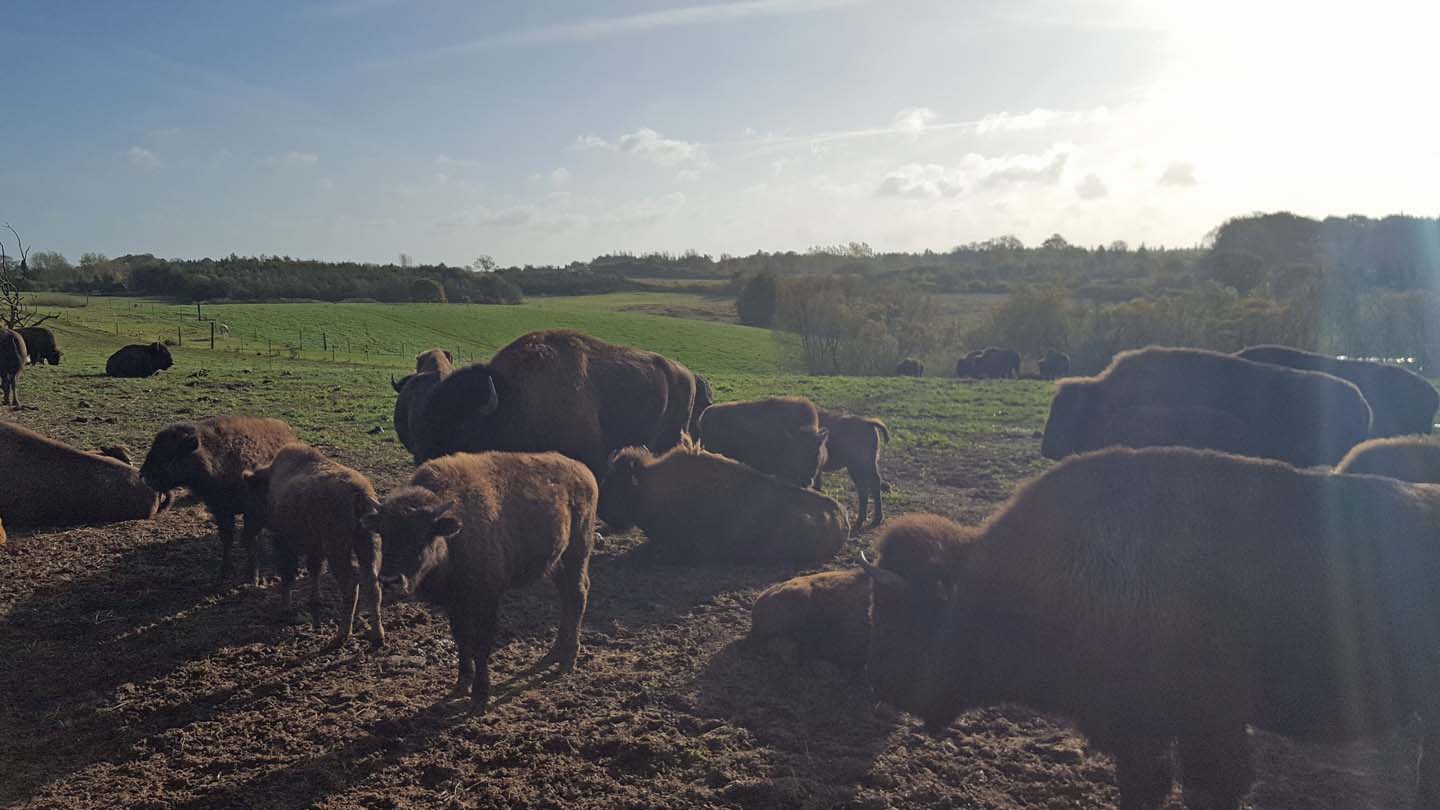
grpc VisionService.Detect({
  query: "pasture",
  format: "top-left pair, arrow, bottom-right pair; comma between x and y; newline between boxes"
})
0,295 -> 1408,809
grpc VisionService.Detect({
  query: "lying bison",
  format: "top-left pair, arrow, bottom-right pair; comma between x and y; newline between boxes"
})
1335,435 -> 1440,483
895,357 -> 924,377
0,421 -> 164,526
407,329 -> 695,475
697,396 -> 829,487
600,441 -> 849,563
106,342 -> 173,378
16,327 -> 60,365
1,328 -> 24,407
817,410 -> 889,526
364,451 -> 598,713
865,447 -> 1440,810
140,416 -> 298,586
1041,346 -> 1371,466
245,444 -> 385,648
1238,344 -> 1439,437
1036,348 -> 1069,380
748,568 -> 870,672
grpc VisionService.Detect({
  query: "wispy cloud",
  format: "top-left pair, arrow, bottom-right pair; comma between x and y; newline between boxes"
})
1075,173 -> 1108,200
874,147 -> 1071,200
875,164 -> 964,199
261,151 -> 320,168
974,107 -> 1108,134
741,105 -> 1107,155
126,146 -> 161,171
1158,160 -> 1198,186
576,128 -> 709,167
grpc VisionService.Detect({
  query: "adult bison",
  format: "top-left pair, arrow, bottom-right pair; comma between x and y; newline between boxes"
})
1041,346 -> 1371,467
17,327 -> 60,365
1036,348 -> 1069,380
408,330 -> 695,475
954,349 -> 984,378
697,396 -> 828,487
1238,344 -> 1439,437
1,328 -> 24,407
690,372 -> 714,437
895,357 -> 924,377
0,421 -> 164,526
106,342 -> 174,378
975,346 -> 1020,379
865,447 -> 1440,810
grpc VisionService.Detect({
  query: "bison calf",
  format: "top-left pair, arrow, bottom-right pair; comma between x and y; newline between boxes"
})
106,342 -> 174,378
364,451 -> 598,713
140,416 -> 298,586
697,396 -> 829,487
817,410 -> 889,526
748,568 -> 870,672
1,328 -> 26,407
866,447 -> 1440,810
600,442 -> 850,564
1335,435 -> 1440,483
17,327 -> 61,365
245,444 -> 385,648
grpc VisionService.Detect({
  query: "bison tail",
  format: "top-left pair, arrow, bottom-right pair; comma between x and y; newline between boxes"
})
870,420 -> 891,444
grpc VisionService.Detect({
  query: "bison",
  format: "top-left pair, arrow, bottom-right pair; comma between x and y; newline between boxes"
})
140,416 -> 299,586
1,328 -> 24,407
363,451 -> 598,713
0,421 -> 164,526
1238,344 -> 1439,437
1036,348 -> 1070,380
816,410 -> 889,526
865,446 -> 1440,810
1041,346 -> 1372,467
408,329 -> 694,475
690,372 -> 714,437
391,349 -> 458,461
599,441 -> 850,564
976,346 -> 1020,379
895,357 -> 924,377
697,396 -> 829,487
1335,435 -> 1440,483
748,568 -> 870,672
245,444 -> 385,648
106,342 -> 174,378
954,349 -> 985,378
16,327 -> 60,365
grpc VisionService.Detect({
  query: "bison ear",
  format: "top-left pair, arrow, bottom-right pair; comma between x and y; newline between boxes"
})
444,350 -> 454,363
431,515 -> 462,538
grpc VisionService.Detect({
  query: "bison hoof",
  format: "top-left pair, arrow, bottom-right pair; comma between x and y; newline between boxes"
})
468,695 -> 491,715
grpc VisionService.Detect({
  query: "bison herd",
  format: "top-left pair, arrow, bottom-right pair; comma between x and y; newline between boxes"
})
6,325 -> 1440,809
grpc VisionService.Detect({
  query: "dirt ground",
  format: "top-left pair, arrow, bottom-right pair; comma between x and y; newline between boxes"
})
0,413 -> 1419,809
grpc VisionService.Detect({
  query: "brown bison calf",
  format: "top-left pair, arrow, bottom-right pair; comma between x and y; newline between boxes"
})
245,444 -> 385,648
748,568 -> 870,671
1239,344 -> 1439,437
364,451 -> 598,713
1335,435 -> 1440,483
140,416 -> 298,586
600,442 -> 850,564
392,349 -> 457,461
1041,346 -> 1372,466
866,447 -> 1440,810
0,421 -> 163,526
816,410 -> 889,526
697,396 -> 829,487
1,328 -> 25,407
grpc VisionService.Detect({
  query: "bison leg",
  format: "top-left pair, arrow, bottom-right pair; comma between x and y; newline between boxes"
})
1112,736 -> 1174,810
276,532 -> 300,616
865,467 -> 884,526
215,512 -> 238,587
328,552 -> 359,650
447,611 -> 476,700
467,597 -> 501,714
1177,726 -> 1253,810
240,513 -> 264,587
541,545 -> 590,672
357,533 -> 384,647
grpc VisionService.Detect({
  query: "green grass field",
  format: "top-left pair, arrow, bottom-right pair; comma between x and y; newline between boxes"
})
15,293 -> 1055,467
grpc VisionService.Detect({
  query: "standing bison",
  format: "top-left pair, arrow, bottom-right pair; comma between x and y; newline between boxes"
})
0,421 -> 164,526
1041,346 -> 1372,466
895,357 -> 924,377
697,396 -> 829,487
954,349 -> 984,378
1036,348 -> 1069,380
106,342 -> 174,378
140,416 -> 298,586
976,346 -> 1020,379
392,349 -> 457,461
1,328 -> 25,407
1238,344 -> 1439,437
407,329 -> 695,475
816,409 -> 889,526
16,327 -> 60,365
865,447 -> 1440,810
364,451 -> 598,713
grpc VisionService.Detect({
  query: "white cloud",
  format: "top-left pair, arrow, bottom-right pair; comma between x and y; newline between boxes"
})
892,106 -> 938,136
126,146 -> 161,170
875,147 -> 1071,200
1075,173 -> 1108,200
434,154 -> 485,170
971,148 -> 1069,189
1158,160 -> 1198,186
550,167 -> 571,186
974,107 -> 1108,134
875,163 -> 964,199
577,128 -> 708,168
676,168 -> 703,183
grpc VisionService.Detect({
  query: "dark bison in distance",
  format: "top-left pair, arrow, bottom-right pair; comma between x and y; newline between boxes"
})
697,396 -> 828,487
1,328 -> 24,407
977,347 -> 1020,379
1036,348 -> 1069,380
865,447 -> 1440,810
407,329 -> 696,476
954,349 -> 984,378
1041,346 -> 1372,466
894,357 -> 924,377
364,451 -> 598,713
0,420 -> 164,526
1238,344 -> 1439,437
817,409 -> 889,526
17,326 -> 60,365
106,342 -> 174,378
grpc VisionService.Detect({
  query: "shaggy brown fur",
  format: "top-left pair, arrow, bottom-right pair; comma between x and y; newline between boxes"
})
245,444 -> 384,648
1,329 -> 26,407
697,396 -> 829,487
415,348 -> 454,375
365,451 -> 598,712
895,357 -> 924,377
0,421 -> 162,526
140,416 -> 298,586
1335,435 -> 1440,483
1239,344 -> 1438,437
410,329 -> 694,475
748,569 -> 871,671
867,447 -> 1440,810
817,410 -> 890,526
599,442 -> 850,564
1041,345 -> 1372,466
16,327 -> 60,365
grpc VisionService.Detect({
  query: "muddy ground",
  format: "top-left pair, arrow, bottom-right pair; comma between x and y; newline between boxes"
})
0,411 -> 1417,809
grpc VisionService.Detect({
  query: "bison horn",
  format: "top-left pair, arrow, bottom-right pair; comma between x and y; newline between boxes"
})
859,552 -> 905,589
475,376 -> 499,416
390,374 -> 403,393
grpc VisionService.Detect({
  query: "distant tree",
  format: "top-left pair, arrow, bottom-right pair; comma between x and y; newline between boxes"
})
1042,233 -> 1071,251
0,223 -> 59,329
1108,240 -> 1129,253
410,278 -> 447,303
1208,250 -> 1265,296
471,255 -> 498,273
399,253 -> 414,268
736,272 -> 778,327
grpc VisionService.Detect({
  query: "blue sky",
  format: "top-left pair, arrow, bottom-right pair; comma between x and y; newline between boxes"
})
2,0 -> 1436,266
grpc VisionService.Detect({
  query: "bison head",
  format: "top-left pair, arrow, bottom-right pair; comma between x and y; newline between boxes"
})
1039,381 -> 1099,460
778,426 -> 829,487
148,342 -> 174,371
140,423 -> 207,493
240,465 -> 274,528
598,447 -> 649,531
364,487 -> 461,601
